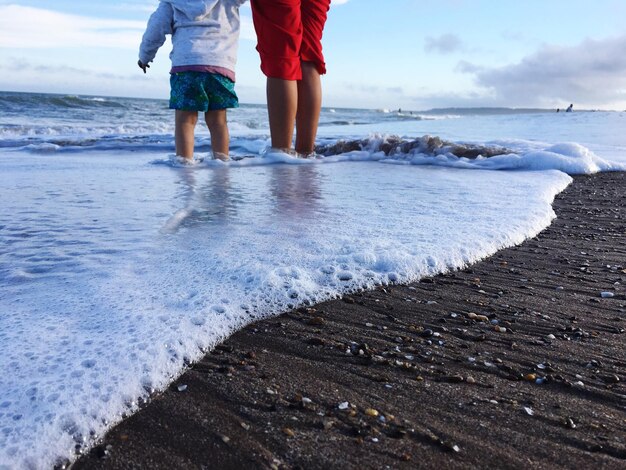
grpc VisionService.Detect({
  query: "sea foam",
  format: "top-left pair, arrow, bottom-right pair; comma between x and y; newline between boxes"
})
382,140 -> 626,174
0,153 -> 573,468
151,138 -> 626,175
2,93 -> 625,468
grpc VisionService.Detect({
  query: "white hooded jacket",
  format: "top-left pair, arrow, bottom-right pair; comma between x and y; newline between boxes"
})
139,0 -> 246,74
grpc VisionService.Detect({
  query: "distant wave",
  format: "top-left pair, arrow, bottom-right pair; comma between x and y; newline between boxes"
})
0,93 -> 128,111
316,113 -> 455,127
47,95 -> 126,109
421,107 -> 554,116
374,107 -> 558,117
318,120 -> 368,126
11,135 -> 175,153
0,127 -> 173,150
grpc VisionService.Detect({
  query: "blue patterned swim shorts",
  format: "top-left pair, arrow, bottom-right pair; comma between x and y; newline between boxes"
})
169,72 -> 239,111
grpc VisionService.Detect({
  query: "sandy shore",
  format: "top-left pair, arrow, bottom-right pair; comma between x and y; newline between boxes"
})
74,172 -> 625,469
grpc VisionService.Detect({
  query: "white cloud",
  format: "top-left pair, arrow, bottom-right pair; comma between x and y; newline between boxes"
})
424,33 -> 463,55
0,56 -> 166,98
455,60 -> 483,74
331,0 -> 351,5
4,57 -> 135,81
114,2 -> 159,13
467,35 -> 626,108
0,5 -> 145,49
0,4 -> 257,50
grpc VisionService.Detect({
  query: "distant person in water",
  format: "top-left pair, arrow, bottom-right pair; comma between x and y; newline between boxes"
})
251,0 -> 331,158
566,103 -> 573,112
138,0 -> 247,162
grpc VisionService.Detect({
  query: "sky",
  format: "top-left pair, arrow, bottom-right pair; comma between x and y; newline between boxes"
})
1,0 -> 626,110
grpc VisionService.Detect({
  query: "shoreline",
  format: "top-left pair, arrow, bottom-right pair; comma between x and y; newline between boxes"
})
74,172 -> 625,469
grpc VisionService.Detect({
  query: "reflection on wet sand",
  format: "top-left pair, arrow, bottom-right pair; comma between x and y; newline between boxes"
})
268,165 -> 323,218
161,166 -> 238,233
162,164 -> 327,234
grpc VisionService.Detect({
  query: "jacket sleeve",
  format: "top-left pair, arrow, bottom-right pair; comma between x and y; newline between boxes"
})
138,2 -> 174,64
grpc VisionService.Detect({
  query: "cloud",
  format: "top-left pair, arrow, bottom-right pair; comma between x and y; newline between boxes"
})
346,83 -> 404,95
331,0 -> 351,5
113,2 -> 158,13
424,34 -> 463,55
0,5 -> 145,49
467,35 -> 626,108
0,56 -> 166,98
394,88 -> 499,111
455,60 -> 484,74
0,4 -> 257,50
3,57 -> 142,81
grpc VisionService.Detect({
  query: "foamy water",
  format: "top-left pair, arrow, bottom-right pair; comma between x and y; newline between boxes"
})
1,92 -> 625,468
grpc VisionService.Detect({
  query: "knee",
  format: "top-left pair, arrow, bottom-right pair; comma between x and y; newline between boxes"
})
205,111 -> 227,132
176,111 -> 198,127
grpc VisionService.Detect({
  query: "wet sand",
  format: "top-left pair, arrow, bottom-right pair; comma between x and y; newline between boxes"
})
74,172 -> 625,469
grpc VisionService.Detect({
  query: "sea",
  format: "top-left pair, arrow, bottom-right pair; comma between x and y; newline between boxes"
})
1,90 -> 625,468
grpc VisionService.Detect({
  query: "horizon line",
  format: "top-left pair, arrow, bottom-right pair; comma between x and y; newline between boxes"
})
0,89 -> 622,113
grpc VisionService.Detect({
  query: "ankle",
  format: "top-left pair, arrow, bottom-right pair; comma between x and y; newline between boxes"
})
213,152 -> 229,161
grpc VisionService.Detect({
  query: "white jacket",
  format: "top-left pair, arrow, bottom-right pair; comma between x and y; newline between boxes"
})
139,0 -> 246,73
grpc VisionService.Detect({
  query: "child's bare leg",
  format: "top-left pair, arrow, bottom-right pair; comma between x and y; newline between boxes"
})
266,77 -> 297,151
295,61 -> 322,155
205,109 -> 229,160
175,110 -> 198,159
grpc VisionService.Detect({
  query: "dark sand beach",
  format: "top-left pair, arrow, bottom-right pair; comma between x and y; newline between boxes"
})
75,172 -> 625,469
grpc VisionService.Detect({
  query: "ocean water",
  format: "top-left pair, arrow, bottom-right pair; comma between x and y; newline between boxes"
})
0,91 -> 625,468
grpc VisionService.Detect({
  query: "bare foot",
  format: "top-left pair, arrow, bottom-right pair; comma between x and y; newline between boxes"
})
213,152 -> 229,161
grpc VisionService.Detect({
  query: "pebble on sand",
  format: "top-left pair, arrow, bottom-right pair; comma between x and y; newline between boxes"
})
467,312 -> 489,322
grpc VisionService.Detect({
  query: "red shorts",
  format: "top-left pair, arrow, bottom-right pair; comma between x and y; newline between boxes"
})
251,0 -> 330,80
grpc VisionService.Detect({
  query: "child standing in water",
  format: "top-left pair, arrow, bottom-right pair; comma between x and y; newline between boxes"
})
138,0 -> 247,162
251,0 -> 331,157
